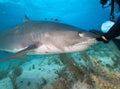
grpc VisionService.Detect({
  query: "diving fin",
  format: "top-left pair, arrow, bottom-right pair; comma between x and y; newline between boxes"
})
0,44 -> 37,62
112,39 -> 120,50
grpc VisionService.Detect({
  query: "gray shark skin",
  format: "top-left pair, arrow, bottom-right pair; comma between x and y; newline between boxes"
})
0,21 -> 98,61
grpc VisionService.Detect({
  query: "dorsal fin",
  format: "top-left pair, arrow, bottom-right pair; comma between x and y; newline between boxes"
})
24,14 -> 30,22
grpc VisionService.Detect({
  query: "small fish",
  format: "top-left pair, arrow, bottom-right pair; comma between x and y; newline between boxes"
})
44,18 -> 60,22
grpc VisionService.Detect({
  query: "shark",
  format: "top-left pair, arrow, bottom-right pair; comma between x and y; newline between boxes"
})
0,17 -> 98,61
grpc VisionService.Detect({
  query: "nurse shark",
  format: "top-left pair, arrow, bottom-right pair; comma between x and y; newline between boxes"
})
0,17 -> 98,61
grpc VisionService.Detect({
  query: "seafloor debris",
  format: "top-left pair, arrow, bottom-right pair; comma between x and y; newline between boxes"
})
91,57 -> 120,89
56,53 -> 120,89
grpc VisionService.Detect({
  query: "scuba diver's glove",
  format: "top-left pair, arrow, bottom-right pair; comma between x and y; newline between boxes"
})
89,30 -> 109,43
96,35 -> 109,43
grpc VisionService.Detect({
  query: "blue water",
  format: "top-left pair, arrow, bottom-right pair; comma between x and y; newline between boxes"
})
0,0 -> 120,89
0,0 -> 110,31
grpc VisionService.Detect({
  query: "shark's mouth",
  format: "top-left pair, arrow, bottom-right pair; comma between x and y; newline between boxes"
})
64,38 -> 97,52
74,38 -> 97,46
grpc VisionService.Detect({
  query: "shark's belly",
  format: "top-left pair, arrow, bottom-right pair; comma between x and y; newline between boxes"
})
29,43 -> 89,54
33,44 -> 63,54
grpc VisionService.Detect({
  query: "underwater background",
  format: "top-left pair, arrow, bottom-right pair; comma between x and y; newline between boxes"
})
0,0 -> 120,89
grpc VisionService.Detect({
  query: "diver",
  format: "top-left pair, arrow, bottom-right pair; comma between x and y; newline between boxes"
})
91,0 -> 120,49
98,16 -> 120,43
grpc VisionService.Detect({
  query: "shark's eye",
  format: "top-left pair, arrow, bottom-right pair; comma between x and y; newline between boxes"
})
78,32 -> 84,37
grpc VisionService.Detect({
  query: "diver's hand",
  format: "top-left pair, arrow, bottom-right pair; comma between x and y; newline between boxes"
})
89,29 -> 109,43
96,36 -> 109,43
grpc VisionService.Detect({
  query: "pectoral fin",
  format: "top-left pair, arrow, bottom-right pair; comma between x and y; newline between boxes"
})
0,44 -> 38,62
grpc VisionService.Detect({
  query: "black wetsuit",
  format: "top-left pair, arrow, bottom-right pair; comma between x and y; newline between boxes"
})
103,16 -> 120,41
